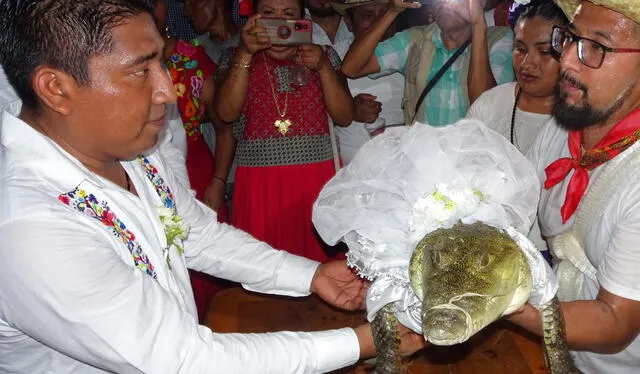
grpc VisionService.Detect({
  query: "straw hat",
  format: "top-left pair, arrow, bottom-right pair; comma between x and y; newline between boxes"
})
554,0 -> 640,24
331,0 -> 390,16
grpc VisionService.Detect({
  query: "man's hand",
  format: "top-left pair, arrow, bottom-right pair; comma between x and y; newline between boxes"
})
296,44 -> 328,72
398,323 -> 428,356
505,302 -> 540,330
353,323 -> 428,359
389,0 -> 422,14
203,178 -> 226,212
354,93 -> 382,124
310,260 -> 367,311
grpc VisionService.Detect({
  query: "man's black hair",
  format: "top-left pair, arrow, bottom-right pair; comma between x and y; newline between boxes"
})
0,0 -> 154,109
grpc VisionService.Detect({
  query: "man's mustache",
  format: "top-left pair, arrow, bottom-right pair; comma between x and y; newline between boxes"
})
559,71 -> 588,92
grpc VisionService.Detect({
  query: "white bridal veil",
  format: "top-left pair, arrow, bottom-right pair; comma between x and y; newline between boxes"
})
313,119 -> 558,333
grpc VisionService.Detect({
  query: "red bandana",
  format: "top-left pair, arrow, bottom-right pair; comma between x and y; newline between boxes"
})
544,109 -> 640,223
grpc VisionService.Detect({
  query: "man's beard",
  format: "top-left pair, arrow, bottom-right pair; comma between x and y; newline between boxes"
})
307,3 -> 336,18
553,72 -> 627,131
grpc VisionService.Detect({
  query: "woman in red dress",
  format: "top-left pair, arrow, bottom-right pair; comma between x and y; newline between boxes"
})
154,0 -> 234,321
215,0 -> 354,263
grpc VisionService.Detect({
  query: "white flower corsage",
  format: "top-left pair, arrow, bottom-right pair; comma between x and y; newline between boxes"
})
157,206 -> 190,269
408,183 -> 486,242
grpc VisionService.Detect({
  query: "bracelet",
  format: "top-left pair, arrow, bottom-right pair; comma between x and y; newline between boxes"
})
212,176 -> 227,185
232,61 -> 251,69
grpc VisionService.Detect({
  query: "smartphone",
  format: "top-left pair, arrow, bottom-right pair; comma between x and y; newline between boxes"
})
257,18 -> 313,46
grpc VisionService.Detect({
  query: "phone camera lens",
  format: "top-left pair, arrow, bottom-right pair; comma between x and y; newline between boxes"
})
277,25 -> 291,39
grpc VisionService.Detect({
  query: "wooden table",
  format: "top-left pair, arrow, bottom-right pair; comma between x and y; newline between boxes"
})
205,288 -> 547,373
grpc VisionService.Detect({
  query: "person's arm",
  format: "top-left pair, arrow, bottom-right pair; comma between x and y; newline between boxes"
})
467,0 -> 496,104
341,0 -> 419,78
215,15 -> 270,123
509,288 -> 640,353
202,74 -> 236,212
297,44 -> 353,126
208,118 -> 236,209
0,213 -> 366,373
509,211 -> 640,353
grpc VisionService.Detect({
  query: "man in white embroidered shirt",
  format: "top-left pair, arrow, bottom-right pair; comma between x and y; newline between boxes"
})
0,1 -> 424,373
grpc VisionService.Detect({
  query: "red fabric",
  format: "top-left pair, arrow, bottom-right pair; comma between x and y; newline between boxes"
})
230,51 -> 344,263
239,0 -> 253,16
544,109 -> 640,223
167,40 -> 231,322
494,1 -> 511,27
185,136 -> 230,222
232,161 -> 345,263
241,51 -> 331,139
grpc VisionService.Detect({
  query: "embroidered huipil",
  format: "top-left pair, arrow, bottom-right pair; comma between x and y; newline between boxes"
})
0,107 -> 360,373
220,48 -> 341,167
220,48 -> 345,263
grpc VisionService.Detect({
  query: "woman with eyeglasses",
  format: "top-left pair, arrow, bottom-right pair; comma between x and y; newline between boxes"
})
467,0 -> 568,154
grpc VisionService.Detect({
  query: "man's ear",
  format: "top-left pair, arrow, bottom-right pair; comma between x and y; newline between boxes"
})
31,66 -> 78,116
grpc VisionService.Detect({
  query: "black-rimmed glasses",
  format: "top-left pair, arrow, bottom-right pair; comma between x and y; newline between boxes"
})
551,26 -> 640,69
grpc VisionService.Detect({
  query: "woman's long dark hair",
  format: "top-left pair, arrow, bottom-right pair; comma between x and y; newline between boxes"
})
508,0 -> 569,29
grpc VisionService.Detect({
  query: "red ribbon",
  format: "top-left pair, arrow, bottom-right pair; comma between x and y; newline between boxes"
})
544,109 -> 640,223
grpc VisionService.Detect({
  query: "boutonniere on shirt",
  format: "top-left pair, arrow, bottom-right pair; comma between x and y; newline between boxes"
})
157,206 -> 190,269
138,156 -> 191,270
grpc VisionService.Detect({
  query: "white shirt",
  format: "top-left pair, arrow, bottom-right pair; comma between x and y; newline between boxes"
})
333,37 -> 405,164
0,65 -> 18,111
305,9 -> 353,47
0,107 -> 360,373
528,119 -> 640,374
466,82 -> 552,155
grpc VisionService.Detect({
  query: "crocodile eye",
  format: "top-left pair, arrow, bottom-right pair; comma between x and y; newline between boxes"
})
478,252 -> 491,268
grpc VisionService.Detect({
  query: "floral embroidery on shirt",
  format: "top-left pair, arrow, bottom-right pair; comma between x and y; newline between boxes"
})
58,157 -> 186,279
58,189 -> 158,280
138,156 -> 175,209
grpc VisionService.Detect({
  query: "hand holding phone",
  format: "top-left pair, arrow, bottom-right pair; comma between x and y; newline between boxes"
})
256,18 -> 313,46
239,15 -> 272,55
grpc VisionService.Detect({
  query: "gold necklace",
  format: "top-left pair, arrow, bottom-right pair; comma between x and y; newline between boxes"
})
262,53 -> 292,135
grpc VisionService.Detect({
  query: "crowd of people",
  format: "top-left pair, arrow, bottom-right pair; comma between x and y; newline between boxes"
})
1,0 -> 640,372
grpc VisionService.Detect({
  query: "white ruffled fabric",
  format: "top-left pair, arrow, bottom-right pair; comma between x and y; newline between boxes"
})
312,120 -> 558,333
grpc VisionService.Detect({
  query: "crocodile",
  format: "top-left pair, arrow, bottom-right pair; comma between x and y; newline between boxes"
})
371,222 -> 580,374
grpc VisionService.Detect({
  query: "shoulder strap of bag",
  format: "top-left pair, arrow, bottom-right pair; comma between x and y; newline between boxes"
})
411,38 -> 471,124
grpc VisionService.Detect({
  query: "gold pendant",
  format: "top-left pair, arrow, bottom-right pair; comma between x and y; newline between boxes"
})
274,118 -> 292,135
